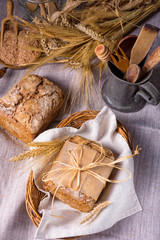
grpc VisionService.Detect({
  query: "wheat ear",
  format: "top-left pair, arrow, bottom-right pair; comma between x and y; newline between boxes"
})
10,137 -> 68,162
81,201 -> 112,224
9,147 -> 45,162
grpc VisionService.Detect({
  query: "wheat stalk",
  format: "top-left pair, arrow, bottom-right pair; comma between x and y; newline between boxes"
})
10,137 -> 68,162
50,0 -> 83,22
75,23 -> 106,43
81,201 -> 112,224
55,13 -> 74,29
9,147 -> 46,162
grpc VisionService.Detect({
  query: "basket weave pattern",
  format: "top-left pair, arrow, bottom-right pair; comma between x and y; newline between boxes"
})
25,110 -> 132,228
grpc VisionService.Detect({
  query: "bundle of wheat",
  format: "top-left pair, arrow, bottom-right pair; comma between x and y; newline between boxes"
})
15,0 -> 160,109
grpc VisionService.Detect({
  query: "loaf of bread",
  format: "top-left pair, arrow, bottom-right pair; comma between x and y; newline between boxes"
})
44,135 -> 114,212
0,74 -> 64,143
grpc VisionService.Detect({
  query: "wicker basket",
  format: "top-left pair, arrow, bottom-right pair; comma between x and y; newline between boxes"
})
25,110 -> 132,230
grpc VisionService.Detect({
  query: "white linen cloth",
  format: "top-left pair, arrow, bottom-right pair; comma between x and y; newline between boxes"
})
32,106 -> 142,239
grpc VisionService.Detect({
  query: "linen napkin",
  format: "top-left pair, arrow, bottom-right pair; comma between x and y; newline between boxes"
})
33,106 -> 142,239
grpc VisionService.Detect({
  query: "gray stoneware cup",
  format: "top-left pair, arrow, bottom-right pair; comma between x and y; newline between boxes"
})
101,61 -> 160,113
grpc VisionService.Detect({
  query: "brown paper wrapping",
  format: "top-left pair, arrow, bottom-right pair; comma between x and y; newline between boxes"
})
46,140 -> 114,201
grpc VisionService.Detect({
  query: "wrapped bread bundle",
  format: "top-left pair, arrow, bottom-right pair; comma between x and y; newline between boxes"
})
44,135 -> 114,212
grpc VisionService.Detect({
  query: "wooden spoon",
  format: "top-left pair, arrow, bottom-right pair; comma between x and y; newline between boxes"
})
140,46 -> 160,78
125,64 -> 141,83
130,24 -> 159,65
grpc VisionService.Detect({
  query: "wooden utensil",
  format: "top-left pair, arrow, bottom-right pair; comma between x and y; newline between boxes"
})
0,56 -> 27,69
0,31 -> 40,69
26,1 -> 38,12
130,24 -> 159,65
39,0 -> 47,19
1,0 -> 18,47
0,30 -> 29,69
45,0 -> 57,18
95,44 -> 110,61
110,47 -> 129,73
125,64 -> 141,83
0,67 -> 8,78
140,46 -> 160,78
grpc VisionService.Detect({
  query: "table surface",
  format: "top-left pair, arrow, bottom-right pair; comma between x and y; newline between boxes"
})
0,1 -> 160,240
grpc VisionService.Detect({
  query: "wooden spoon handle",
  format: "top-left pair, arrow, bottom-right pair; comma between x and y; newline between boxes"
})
141,46 -> 160,77
39,3 -> 47,19
45,1 -> 57,18
7,0 -> 14,17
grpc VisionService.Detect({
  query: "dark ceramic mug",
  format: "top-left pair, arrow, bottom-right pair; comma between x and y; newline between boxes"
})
101,61 -> 160,113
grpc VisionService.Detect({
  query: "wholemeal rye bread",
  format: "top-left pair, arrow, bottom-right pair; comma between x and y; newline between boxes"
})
44,135 -> 114,212
0,74 -> 64,143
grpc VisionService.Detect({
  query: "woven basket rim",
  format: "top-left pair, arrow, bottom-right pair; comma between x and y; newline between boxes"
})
25,110 -> 132,231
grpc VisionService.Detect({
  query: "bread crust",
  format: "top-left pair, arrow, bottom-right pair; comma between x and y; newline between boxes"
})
0,74 -> 64,143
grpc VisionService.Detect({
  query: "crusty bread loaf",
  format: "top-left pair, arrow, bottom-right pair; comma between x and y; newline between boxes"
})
0,74 -> 64,143
44,135 -> 114,212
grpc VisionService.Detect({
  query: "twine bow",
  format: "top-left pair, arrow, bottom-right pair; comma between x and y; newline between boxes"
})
43,143 -> 141,192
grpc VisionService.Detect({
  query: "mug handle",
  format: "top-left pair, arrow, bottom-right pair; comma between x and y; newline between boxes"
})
136,81 -> 160,106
